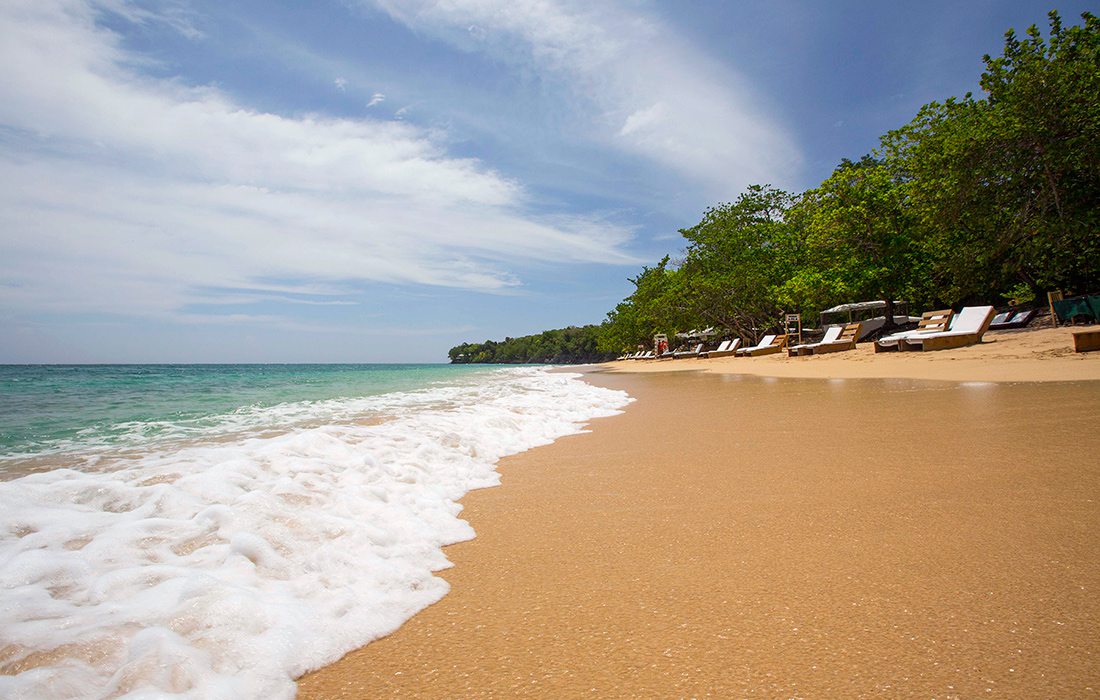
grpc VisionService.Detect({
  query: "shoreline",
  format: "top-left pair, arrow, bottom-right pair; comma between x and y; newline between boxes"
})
297,329 -> 1100,697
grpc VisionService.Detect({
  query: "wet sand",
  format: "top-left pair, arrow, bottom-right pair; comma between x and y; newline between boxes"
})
298,362 -> 1100,698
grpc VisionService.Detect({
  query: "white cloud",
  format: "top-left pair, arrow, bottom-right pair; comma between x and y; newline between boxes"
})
0,0 -> 638,321
367,92 -> 385,107
364,0 -> 801,195
334,76 -> 348,91
619,102 -> 668,138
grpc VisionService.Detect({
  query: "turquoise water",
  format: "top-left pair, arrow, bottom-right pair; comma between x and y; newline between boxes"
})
0,363 -> 497,463
0,364 -> 631,697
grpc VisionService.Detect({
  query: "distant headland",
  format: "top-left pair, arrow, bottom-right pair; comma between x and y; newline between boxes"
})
448,325 -> 615,364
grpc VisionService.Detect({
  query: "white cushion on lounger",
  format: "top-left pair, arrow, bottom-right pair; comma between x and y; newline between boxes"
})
877,326 -> 945,346
812,325 -> 843,345
739,334 -> 775,353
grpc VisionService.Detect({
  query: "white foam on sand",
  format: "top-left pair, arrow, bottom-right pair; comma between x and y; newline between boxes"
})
0,368 -> 631,699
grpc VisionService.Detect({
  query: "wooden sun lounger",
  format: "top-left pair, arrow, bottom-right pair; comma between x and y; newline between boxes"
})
672,343 -> 705,359
874,309 -> 953,352
738,334 -> 787,357
988,309 -> 1037,330
899,305 -> 996,351
811,322 -> 862,354
736,334 -> 773,357
701,339 -> 741,358
787,325 -> 842,356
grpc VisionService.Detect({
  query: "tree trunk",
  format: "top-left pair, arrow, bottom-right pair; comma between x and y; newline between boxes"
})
882,298 -> 897,332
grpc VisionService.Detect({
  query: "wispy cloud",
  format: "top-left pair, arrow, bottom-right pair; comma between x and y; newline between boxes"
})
91,0 -> 202,39
334,76 -> 348,92
0,0 -> 639,322
364,0 -> 801,196
367,92 -> 385,107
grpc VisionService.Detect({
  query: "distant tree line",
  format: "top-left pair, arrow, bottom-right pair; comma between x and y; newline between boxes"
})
448,325 -> 616,364
598,10 -> 1099,353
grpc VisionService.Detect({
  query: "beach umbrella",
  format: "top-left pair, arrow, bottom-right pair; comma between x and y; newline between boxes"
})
676,327 -> 717,339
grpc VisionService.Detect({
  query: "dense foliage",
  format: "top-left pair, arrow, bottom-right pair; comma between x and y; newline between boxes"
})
595,10 -> 1098,353
448,325 -> 615,364
451,11 -> 1098,362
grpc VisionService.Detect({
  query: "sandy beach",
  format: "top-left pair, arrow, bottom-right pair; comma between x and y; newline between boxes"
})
298,326 -> 1100,698
607,326 -> 1100,383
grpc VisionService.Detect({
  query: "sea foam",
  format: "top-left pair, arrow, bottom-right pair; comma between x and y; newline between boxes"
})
0,368 -> 631,699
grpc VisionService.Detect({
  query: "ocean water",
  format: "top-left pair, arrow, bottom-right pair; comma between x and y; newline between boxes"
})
0,364 -> 631,699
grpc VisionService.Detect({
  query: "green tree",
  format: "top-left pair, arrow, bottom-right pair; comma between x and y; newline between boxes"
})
677,185 -> 799,340
789,156 -> 930,329
881,11 -> 1100,300
981,10 -> 1100,293
598,256 -> 691,352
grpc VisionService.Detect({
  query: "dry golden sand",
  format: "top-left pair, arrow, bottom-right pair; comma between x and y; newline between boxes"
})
607,326 -> 1100,383
298,327 -> 1100,698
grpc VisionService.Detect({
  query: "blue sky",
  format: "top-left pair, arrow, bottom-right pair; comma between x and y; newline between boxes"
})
0,0 -> 1089,363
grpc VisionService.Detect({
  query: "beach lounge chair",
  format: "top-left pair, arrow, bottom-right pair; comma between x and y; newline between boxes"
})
701,338 -> 741,359
874,309 -> 953,352
736,334 -> 773,357
899,305 -> 996,351
672,343 -> 704,359
811,322 -> 862,354
702,339 -> 731,357
989,309 -> 1037,330
787,325 -> 842,356
737,334 -> 787,357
